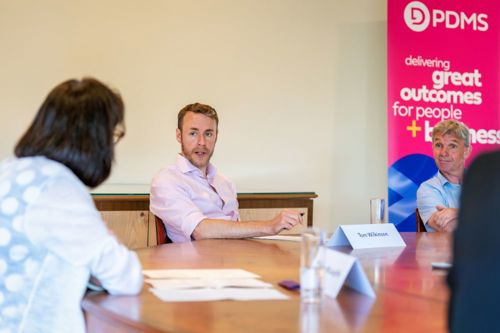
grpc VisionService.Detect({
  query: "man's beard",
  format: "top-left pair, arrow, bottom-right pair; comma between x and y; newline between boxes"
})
181,142 -> 214,170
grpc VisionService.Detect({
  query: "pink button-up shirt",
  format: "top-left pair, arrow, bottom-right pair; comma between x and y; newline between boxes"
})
150,154 -> 240,243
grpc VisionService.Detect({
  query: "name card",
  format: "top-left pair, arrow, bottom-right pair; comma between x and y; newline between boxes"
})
323,248 -> 375,298
327,224 -> 406,249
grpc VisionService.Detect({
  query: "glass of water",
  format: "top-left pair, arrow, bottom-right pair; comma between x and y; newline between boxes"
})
370,198 -> 386,224
300,227 -> 324,303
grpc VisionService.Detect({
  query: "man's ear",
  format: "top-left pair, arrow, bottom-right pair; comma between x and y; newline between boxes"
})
464,144 -> 472,159
176,128 -> 181,144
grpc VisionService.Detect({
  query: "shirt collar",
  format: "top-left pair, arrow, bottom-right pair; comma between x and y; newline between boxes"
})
437,171 -> 455,187
176,154 -> 217,179
437,171 -> 450,186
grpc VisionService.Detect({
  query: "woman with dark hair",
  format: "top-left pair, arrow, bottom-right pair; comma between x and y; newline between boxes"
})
0,78 -> 143,333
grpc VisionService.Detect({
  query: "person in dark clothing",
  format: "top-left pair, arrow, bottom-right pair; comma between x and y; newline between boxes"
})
448,150 -> 500,332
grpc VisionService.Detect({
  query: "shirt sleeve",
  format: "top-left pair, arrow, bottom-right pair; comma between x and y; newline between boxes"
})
24,175 -> 143,295
150,173 -> 207,243
416,180 -> 446,231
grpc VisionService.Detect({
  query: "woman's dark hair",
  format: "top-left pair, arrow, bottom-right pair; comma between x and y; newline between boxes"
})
15,77 -> 124,188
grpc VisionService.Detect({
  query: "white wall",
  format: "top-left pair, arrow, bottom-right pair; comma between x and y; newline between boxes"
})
0,0 -> 387,232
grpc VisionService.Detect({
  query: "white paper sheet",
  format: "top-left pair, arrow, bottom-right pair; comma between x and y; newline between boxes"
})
146,278 -> 272,290
143,269 -> 260,279
150,287 -> 289,302
252,235 -> 302,242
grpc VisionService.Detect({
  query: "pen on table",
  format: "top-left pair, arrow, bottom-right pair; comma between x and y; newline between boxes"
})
278,280 -> 300,291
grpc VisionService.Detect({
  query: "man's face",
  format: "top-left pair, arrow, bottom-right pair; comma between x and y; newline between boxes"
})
176,111 -> 218,173
432,133 -> 471,177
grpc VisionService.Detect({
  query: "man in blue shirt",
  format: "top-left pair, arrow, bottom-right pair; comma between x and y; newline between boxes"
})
417,120 -> 471,232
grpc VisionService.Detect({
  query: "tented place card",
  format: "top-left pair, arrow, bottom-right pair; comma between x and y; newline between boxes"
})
323,248 -> 376,298
327,224 -> 406,249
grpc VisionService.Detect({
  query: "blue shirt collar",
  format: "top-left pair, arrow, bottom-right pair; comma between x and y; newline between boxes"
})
436,170 -> 460,188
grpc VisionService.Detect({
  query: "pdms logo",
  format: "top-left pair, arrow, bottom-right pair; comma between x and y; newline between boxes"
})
404,1 -> 488,32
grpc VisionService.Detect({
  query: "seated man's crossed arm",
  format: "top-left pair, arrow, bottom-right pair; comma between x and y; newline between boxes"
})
417,182 -> 458,232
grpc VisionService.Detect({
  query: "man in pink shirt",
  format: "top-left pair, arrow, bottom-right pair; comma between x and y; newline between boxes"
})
150,103 -> 303,243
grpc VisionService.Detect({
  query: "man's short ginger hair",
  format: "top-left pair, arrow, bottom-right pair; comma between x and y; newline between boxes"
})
177,103 -> 218,130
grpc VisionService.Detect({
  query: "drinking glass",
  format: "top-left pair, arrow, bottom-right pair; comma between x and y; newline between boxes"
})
370,198 -> 386,224
300,227 -> 325,303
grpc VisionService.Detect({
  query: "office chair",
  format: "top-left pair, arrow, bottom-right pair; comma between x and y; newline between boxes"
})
154,215 -> 172,244
416,209 -> 427,232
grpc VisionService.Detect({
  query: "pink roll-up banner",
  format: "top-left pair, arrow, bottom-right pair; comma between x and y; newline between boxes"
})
388,0 -> 500,231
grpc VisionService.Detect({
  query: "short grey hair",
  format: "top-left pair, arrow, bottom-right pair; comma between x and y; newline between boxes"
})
432,120 -> 470,147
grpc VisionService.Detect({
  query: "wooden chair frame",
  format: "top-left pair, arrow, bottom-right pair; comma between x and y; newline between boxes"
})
155,215 -> 172,244
416,209 -> 427,232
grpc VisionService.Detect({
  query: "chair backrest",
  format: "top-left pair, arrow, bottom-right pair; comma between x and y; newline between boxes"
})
154,215 -> 172,244
416,209 -> 427,232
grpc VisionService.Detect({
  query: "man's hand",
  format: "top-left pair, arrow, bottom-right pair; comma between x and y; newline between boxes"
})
269,210 -> 304,234
427,205 -> 458,232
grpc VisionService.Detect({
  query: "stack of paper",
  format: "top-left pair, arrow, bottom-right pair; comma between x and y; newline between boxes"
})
143,269 -> 289,302
252,235 -> 302,242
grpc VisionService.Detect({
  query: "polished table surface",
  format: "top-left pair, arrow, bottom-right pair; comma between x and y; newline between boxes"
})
83,232 -> 452,333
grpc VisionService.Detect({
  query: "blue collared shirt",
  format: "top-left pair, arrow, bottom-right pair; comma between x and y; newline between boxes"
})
416,171 -> 461,232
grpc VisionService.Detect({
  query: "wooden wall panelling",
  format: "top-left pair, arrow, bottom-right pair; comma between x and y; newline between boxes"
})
147,212 -> 158,246
95,195 -> 151,249
100,211 -> 149,249
93,193 -> 317,249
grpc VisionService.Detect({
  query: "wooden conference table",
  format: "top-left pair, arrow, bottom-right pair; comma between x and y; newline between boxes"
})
83,233 -> 452,332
